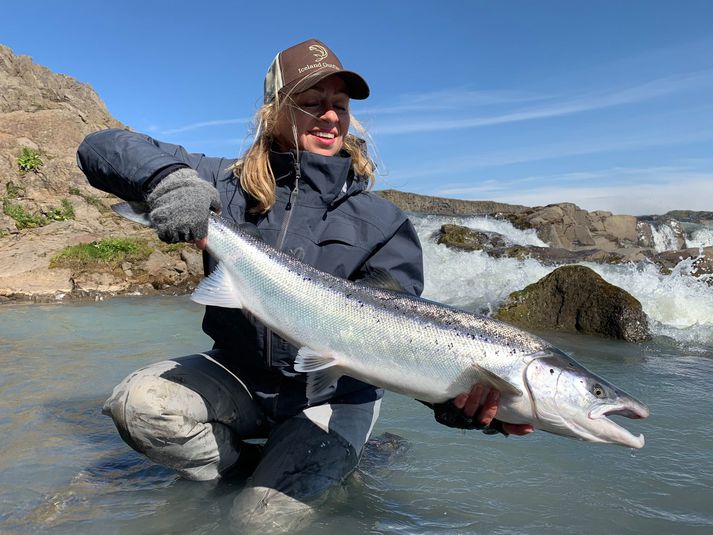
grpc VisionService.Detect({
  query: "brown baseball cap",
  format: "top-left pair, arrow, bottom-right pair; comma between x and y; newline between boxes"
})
264,38 -> 370,104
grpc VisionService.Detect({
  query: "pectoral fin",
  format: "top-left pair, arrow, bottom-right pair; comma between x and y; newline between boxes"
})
191,263 -> 244,308
470,365 -> 523,397
294,347 -> 344,403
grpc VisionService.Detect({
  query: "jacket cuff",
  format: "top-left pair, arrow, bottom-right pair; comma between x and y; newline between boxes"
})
145,163 -> 190,194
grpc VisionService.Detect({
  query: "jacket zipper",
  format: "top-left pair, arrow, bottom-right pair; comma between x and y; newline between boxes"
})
265,159 -> 301,369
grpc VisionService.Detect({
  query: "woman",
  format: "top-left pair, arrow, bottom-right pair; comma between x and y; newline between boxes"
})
77,39 -> 532,532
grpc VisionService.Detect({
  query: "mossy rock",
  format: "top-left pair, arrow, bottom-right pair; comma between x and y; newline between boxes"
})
495,265 -> 651,342
435,224 -> 506,251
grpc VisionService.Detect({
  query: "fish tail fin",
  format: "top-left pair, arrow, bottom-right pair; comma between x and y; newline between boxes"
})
111,202 -> 152,227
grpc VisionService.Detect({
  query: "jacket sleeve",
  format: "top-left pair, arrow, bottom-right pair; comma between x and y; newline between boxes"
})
359,217 -> 425,297
76,128 -> 232,201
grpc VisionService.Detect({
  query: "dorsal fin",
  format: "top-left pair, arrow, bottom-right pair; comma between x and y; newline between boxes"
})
354,266 -> 406,293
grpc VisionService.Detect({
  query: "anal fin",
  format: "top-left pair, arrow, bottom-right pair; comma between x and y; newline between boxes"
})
294,347 -> 344,403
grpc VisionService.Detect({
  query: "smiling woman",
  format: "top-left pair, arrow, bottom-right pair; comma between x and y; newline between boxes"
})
75,37 -> 531,535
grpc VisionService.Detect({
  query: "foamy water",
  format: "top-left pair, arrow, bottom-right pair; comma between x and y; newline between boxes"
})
411,214 -> 713,349
686,226 -> 713,248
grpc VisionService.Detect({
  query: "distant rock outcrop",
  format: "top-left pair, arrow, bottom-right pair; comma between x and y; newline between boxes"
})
495,265 -> 651,342
376,189 -> 528,216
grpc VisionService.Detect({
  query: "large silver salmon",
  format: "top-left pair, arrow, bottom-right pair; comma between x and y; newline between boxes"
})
115,203 -> 649,448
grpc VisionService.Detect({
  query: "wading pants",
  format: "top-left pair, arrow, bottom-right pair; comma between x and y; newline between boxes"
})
102,351 -> 381,533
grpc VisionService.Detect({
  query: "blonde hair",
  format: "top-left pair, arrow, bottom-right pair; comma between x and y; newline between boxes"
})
231,99 -> 375,213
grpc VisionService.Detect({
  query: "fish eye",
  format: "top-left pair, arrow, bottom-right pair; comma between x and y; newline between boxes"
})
591,384 -> 605,398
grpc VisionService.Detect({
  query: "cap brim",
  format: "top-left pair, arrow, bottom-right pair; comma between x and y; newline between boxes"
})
283,69 -> 370,101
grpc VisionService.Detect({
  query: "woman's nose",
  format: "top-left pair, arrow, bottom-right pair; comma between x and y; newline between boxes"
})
320,108 -> 339,123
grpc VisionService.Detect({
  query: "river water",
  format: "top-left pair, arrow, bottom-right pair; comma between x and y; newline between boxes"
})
1,214 -> 712,534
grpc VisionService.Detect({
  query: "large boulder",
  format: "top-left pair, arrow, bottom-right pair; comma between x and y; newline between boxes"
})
495,265 -> 651,342
503,203 -> 641,252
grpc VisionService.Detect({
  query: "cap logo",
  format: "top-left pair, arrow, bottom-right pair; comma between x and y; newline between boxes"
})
309,44 -> 328,62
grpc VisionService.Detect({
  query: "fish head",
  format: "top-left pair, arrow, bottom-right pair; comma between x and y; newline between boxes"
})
523,348 -> 649,448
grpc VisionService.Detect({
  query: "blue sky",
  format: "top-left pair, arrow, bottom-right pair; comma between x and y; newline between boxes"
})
2,0 -> 712,215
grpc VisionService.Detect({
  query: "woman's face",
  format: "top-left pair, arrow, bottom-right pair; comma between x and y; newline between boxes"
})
274,75 -> 351,157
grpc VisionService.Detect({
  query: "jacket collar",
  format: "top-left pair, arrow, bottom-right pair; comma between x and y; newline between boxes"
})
269,148 -> 366,206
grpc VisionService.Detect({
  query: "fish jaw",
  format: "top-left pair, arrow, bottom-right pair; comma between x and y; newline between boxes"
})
588,400 -> 649,448
524,349 -> 649,448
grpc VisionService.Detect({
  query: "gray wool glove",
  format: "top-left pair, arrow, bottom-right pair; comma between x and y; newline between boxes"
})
147,168 -> 221,243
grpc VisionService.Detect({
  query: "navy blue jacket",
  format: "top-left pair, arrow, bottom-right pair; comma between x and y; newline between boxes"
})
77,128 -> 424,421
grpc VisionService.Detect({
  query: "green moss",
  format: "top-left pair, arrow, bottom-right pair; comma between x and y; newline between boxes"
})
5,181 -> 25,199
50,237 -> 153,270
69,187 -> 109,212
2,197 -> 75,229
17,148 -> 44,174
45,199 -> 75,221
2,199 -> 47,229
158,242 -> 189,253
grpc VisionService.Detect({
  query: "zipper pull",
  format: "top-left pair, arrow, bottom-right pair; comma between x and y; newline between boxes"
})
285,182 -> 299,211
285,160 -> 300,211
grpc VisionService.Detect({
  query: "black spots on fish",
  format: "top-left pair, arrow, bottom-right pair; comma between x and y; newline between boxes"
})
591,384 -> 606,398
549,369 -> 555,374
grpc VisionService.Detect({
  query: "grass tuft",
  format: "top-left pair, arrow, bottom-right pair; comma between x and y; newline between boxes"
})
50,237 -> 153,270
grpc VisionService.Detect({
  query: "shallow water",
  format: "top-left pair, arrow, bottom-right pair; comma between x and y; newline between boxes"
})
1,296 -> 711,534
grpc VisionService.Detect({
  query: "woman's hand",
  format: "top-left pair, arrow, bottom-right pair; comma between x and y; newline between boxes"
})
147,168 -> 221,244
452,384 -> 534,436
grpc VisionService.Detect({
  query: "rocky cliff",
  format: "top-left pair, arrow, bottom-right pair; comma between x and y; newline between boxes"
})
0,45 -> 202,301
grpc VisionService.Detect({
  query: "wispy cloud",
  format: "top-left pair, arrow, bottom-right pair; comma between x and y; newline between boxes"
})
432,166 -> 713,215
386,128 -> 713,182
369,69 -> 713,136
159,117 -> 251,135
355,87 -> 548,115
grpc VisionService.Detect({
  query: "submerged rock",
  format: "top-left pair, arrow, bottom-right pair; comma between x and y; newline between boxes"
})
488,245 -> 631,265
495,265 -> 651,342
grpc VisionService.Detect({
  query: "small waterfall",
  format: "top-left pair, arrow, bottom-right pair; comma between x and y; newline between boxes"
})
412,214 -> 713,348
648,220 -> 686,252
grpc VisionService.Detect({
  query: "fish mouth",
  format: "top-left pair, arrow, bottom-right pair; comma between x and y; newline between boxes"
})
589,402 -> 650,449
